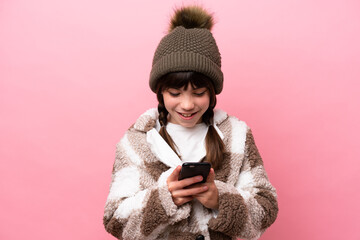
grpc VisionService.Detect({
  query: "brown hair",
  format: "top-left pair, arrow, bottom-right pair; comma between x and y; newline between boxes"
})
155,72 -> 225,170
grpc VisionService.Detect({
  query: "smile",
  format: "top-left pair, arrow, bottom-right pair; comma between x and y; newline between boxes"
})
181,113 -> 194,117
177,112 -> 197,119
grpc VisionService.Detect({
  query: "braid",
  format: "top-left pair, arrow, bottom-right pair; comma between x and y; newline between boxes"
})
203,106 -> 225,170
157,102 -> 181,158
158,102 -> 168,127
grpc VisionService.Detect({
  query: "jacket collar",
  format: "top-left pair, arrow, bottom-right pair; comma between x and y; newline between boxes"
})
133,108 -> 228,168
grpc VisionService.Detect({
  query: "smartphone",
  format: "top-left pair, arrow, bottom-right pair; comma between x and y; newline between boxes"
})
178,162 -> 211,183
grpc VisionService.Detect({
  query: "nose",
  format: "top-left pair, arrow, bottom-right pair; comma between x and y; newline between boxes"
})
180,95 -> 195,110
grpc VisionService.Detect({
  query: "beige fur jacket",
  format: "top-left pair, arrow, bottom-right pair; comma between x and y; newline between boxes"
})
103,108 -> 278,240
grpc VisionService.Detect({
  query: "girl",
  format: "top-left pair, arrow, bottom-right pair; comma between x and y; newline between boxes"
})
103,6 -> 278,240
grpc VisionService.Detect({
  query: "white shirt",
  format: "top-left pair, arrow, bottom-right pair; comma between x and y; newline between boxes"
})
166,122 -> 208,163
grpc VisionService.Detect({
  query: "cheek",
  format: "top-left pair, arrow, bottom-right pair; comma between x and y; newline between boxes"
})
163,95 -> 176,110
199,96 -> 210,109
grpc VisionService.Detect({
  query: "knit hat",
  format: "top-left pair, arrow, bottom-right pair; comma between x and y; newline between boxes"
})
149,6 -> 223,94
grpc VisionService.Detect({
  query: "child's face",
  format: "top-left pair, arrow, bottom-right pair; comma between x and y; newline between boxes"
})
162,83 -> 210,128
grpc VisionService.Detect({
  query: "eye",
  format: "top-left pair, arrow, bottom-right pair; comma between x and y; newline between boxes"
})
193,90 -> 207,96
166,88 -> 182,97
168,91 -> 180,97
169,92 -> 180,97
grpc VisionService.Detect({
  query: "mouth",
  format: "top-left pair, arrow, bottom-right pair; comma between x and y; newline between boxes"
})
177,112 -> 198,119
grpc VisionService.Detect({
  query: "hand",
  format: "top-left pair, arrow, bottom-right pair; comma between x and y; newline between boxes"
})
193,168 -> 219,209
167,166 -> 209,206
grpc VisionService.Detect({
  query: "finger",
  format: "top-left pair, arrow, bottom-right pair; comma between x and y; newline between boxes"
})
206,168 -> 216,183
173,196 -> 193,206
167,165 -> 181,182
179,175 -> 204,188
172,185 -> 208,198
168,175 -> 203,193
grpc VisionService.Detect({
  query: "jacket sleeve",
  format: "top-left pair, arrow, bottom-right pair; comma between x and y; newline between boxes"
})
103,132 -> 191,240
208,127 -> 278,239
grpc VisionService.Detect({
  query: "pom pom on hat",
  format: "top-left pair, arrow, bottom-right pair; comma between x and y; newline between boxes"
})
169,6 -> 214,32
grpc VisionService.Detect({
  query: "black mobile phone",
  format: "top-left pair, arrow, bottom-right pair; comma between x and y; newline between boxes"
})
178,162 -> 211,183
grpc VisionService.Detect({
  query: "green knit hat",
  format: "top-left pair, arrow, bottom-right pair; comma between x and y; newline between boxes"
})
149,6 -> 223,94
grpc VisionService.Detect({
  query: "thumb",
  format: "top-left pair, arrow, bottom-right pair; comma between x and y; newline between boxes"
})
206,168 -> 216,183
167,165 -> 181,182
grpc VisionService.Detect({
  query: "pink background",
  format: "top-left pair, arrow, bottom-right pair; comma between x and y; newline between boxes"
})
1,0 -> 359,239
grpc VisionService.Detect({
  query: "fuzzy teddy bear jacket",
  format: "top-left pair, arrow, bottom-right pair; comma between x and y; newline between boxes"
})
103,108 -> 278,240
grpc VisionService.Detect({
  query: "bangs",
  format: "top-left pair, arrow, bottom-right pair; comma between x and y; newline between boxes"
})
156,71 -> 217,109
156,72 -> 212,91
